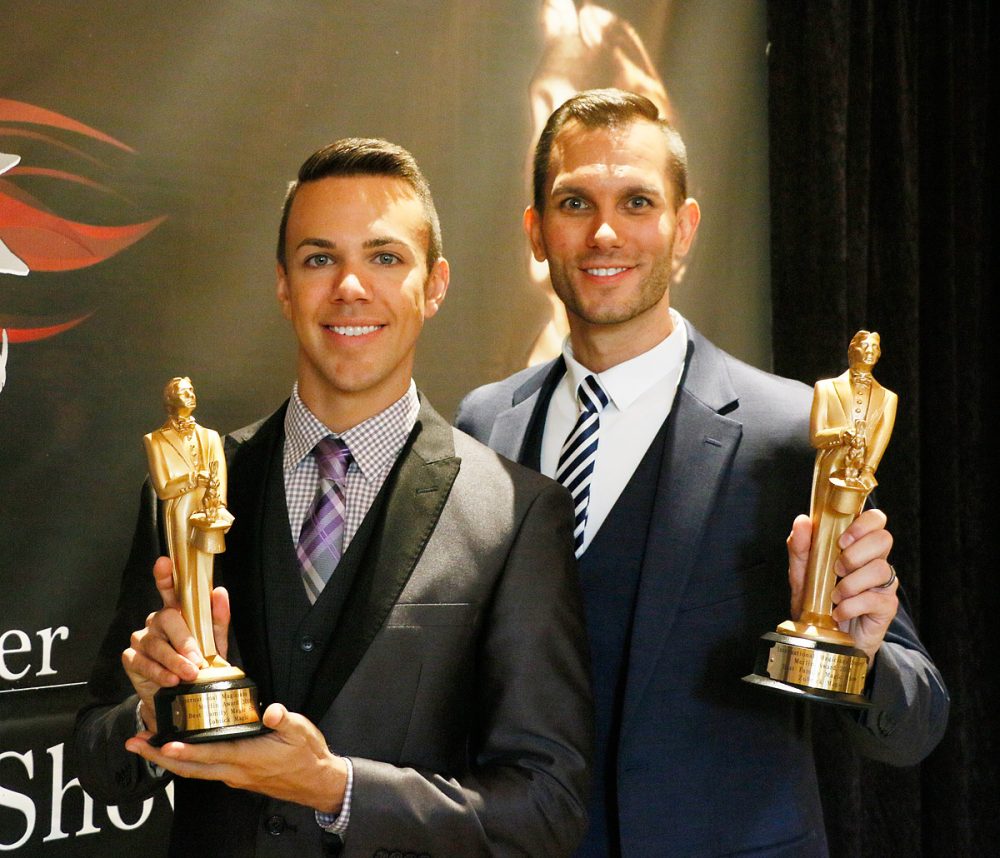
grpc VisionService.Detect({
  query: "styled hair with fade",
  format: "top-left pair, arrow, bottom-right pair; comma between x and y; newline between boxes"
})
532,88 -> 689,211
276,137 -> 442,271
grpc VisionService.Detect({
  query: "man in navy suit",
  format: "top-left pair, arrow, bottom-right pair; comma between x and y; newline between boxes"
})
457,89 -> 948,857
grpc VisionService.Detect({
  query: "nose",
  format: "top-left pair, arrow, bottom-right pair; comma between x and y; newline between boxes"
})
332,270 -> 369,303
589,217 -> 622,250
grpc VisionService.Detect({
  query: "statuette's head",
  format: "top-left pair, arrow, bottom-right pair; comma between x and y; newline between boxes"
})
849,331 -> 881,371
163,376 -> 197,416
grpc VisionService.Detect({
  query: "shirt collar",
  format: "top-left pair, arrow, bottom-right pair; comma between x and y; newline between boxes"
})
283,380 -> 420,481
562,309 -> 688,411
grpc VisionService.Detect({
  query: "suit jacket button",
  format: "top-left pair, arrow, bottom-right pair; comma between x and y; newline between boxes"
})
300,635 -> 315,652
265,814 -> 286,835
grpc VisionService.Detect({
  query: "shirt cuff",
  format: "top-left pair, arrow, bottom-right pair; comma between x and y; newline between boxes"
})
315,756 -> 353,835
134,700 -> 166,779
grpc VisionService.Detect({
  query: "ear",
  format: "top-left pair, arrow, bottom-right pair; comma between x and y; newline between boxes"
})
275,262 -> 292,320
423,258 -> 450,319
671,198 -> 701,259
523,205 -> 547,263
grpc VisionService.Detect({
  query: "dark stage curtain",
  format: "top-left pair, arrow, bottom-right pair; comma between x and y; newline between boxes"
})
767,1 -> 994,855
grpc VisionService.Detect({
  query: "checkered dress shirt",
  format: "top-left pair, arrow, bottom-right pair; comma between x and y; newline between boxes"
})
281,381 -> 419,836
283,381 -> 420,552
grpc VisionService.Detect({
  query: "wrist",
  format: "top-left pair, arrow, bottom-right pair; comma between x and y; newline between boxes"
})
316,753 -> 349,815
315,756 -> 353,835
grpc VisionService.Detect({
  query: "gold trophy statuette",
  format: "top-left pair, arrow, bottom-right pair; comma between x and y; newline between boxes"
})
743,332 -> 897,707
144,377 -> 266,744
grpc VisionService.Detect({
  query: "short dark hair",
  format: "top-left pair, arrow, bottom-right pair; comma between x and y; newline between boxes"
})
532,88 -> 688,211
276,137 -> 442,271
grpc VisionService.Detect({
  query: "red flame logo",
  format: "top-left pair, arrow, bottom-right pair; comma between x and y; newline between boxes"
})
1,99 -> 166,344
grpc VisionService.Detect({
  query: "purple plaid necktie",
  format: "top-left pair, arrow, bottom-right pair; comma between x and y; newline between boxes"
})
556,374 -> 610,557
297,436 -> 352,604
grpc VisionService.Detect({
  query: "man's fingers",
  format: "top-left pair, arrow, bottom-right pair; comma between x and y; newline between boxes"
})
149,607 -> 207,670
838,508 -> 888,550
130,628 -> 200,683
153,556 -> 180,610
836,528 -> 893,579
786,514 -> 812,565
262,702 -> 289,732
786,514 -> 812,617
123,645 -> 185,687
125,736 -> 237,782
832,586 -> 898,629
833,557 -> 896,602
211,586 -> 231,661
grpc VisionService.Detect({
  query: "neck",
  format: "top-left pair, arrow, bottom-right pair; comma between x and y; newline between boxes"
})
568,309 -> 674,373
298,379 -> 411,434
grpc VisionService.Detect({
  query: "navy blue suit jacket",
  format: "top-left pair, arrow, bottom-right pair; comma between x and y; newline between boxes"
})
457,323 -> 948,857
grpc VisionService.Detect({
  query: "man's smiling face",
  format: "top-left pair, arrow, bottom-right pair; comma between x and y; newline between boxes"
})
526,119 -> 697,345
276,174 -> 448,428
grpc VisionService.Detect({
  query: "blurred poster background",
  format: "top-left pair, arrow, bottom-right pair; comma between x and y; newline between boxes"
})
0,2 -> 766,852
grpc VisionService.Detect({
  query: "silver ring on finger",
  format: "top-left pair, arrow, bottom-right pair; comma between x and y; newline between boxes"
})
877,565 -> 897,590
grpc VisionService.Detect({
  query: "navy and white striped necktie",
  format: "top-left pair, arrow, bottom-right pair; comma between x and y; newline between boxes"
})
556,374 -> 610,556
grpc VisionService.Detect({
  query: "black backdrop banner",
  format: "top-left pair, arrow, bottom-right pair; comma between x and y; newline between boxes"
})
1,2 -> 768,853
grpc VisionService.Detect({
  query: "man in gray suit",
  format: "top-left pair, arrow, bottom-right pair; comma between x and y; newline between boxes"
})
74,138 -> 592,857
457,90 -> 948,857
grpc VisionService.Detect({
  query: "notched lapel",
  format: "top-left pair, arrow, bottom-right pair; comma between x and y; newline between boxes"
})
489,358 -> 564,466
302,400 -> 461,723
223,406 -> 287,704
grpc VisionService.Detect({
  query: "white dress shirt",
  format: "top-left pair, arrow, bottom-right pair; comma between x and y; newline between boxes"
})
540,310 -> 688,555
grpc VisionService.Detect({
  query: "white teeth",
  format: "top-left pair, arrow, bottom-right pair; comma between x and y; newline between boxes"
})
586,267 -> 628,277
329,325 -> 381,336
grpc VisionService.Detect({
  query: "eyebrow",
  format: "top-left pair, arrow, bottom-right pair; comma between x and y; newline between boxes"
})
295,237 -> 335,251
363,237 -> 404,250
550,182 -> 665,199
293,236 -> 406,251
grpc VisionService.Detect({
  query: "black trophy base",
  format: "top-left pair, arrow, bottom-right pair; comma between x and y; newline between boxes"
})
742,631 -> 872,709
150,677 -> 269,746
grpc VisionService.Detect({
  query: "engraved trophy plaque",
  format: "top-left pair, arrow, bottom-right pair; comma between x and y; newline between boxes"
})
144,377 -> 267,744
743,332 -> 897,707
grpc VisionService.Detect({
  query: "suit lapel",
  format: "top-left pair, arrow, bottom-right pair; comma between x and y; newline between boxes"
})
302,397 -> 461,722
222,405 -> 287,705
621,326 -> 744,733
488,358 -> 564,466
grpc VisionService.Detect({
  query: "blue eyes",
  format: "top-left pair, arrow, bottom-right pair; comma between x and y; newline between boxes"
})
304,252 -> 401,267
557,196 -> 654,212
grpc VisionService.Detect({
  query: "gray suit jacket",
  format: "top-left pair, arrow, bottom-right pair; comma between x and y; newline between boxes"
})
456,324 -> 949,857
74,397 -> 592,858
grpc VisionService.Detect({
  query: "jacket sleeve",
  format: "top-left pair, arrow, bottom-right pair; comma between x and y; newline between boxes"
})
836,592 -> 950,765
71,480 -> 173,804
